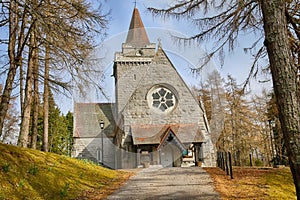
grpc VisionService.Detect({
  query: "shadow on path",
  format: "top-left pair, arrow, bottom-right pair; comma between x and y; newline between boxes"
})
105,166 -> 221,200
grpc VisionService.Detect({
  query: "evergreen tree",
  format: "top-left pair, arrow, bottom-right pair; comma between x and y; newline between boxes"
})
65,112 -> 74,156
40,92 -> 72,155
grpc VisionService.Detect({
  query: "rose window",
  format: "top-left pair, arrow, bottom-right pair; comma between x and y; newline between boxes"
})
148,87 -> 177,113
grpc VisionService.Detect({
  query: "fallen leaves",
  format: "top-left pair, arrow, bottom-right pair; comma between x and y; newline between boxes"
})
76,171 -> 135,200
204,167 -> 295,200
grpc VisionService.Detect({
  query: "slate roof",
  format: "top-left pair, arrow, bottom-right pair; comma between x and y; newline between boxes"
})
131,124 -> 205,145
74,103 -> 116,138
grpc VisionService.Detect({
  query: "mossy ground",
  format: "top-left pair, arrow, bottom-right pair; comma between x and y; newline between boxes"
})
1,143 -> 296,199
0,143 -> 131,200
205,167 -> 296,199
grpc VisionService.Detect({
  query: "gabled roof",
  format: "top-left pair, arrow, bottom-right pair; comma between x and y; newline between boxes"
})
74,103 -> 116,138
125,7 -> 150,47
158,127 -> 186,152
131,124 -> 205,145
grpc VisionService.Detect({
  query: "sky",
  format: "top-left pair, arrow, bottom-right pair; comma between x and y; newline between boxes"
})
66,0 -> 272,113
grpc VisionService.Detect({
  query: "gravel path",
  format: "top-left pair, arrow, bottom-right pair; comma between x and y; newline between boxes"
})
105,166 -> 221,200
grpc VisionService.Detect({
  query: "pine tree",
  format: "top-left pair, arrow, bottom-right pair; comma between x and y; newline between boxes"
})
65,112 -> 74,156
45,92 -> 71,155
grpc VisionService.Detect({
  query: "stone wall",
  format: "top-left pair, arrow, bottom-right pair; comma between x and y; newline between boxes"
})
115,47 -> 215,166
72,137 -> 117,169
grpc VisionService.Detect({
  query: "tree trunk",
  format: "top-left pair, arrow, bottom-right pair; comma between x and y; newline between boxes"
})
0,2 -> 30,137
261,0 -> 300,198
18,30 -> 36,147
20,61 -> 24,113
19,10 -> 28,115
0,1 -> 18,136
43,42 -> 50,152
31,36 -> 39,149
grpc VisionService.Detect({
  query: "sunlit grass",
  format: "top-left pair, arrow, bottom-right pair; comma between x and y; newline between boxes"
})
262,168 -> 296,200
0,143 -> 129,199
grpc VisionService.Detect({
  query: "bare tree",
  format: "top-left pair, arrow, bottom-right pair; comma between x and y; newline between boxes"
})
0,0 -> 32,140
0,98 -> 19,144
43,42 -> 50,152
196,70 -> 226,148
261,1 -> 300,196
0,0 -> 109,149
222,75 -> 254,166
251,90 -> 274,166
34,0 -> 109,150
18,25 -> 36,147
149,1 -> 300,196
30,29 -> 39,149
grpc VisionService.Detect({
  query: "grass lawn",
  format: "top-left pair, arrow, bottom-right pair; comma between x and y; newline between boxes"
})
205,167 -> 296,199
0,143 -> 132,200
1,142 -> 297,199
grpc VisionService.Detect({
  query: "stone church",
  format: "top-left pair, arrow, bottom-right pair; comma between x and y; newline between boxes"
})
72,7 -> 215,169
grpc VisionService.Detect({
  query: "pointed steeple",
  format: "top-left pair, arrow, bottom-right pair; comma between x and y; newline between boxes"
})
126,7 -> 150,47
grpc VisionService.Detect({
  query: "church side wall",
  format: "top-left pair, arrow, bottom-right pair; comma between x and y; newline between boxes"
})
72,137 -> 116,169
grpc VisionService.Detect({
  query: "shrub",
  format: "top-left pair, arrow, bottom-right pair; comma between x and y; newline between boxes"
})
254,159 -> 263,167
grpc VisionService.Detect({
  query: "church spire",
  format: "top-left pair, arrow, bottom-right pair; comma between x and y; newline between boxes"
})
125,7 -> 150,47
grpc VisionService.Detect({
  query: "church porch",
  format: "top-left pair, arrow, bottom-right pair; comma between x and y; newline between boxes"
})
134,142 -> 203,168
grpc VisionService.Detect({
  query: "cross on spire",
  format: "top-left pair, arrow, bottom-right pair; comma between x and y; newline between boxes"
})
158,38 -> 162,48
133,0 -> 137,7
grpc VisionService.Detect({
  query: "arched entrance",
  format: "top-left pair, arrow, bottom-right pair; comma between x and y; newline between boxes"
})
158,128 -> 186,167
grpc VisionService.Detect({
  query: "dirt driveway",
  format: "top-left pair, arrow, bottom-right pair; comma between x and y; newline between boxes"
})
105,166 -> 221,200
